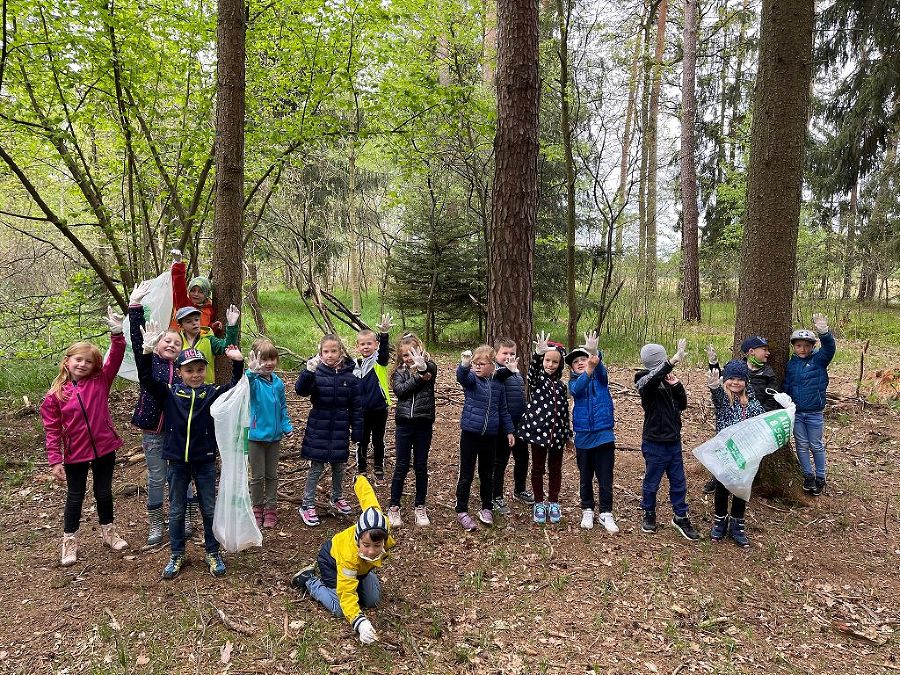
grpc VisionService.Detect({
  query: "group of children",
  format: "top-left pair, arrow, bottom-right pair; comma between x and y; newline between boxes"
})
39,259 -> 836,642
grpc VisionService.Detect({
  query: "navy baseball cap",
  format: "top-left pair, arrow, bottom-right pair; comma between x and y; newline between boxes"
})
175,306 -> 202,322
176,348 -> 208,367
740,336 -> 768,353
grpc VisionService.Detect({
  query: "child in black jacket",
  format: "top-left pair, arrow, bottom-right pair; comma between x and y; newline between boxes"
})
634,339 -> 699,541
354,316 -> 393,480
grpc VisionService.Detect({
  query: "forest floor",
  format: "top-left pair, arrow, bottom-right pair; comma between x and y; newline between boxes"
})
0,354 -> 899,675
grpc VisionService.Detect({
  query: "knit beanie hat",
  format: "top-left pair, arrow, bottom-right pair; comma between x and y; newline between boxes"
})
188,276 -> 212,297
640,343 -> 668,370
722,359 -> 749,382
355,506 -> 388,544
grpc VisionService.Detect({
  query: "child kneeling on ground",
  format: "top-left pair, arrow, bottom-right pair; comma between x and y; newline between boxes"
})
291,476 -> 394,644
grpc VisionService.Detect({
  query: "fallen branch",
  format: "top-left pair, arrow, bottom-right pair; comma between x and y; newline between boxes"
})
215,607 -> 255,635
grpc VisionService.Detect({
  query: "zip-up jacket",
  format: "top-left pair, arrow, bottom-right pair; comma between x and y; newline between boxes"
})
457,364 -> 514,436
518,352 -> 572,452
296,358 -> 364,463
356,332 -> 391,411
129,304 -> 181,432
247,371 -> 293,441
178,323 -> 238,384
710,387 -> 765,432
169,260 -> 215,331
392,360 -> 438,422
41,334 -> 126,466
634,361 -> 687,443
710,359 -> 780,412
136,348 -> 242,463
783,331 -> 836,412
316,476 -> 395,629
494,366 -> 526,428
568,354 -> 615,435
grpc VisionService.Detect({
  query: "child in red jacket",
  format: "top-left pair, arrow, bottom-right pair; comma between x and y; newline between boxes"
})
41,308 -> 130,568
168,249 -> 221,336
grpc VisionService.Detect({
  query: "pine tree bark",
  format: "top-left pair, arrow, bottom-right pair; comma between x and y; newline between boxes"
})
644,0 -> 667,294
488,0 -> 539,356
212,0 -> 246,383
732,0 -> 814,500
637,11 -> 652,281
680,0 -> 701,322
841,180 -> 857,300
616,29 -> 644,257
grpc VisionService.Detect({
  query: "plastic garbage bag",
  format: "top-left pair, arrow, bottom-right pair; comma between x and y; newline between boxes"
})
112,270 -> 173,382
692,391 -> 795,501
211,375 -> 262,552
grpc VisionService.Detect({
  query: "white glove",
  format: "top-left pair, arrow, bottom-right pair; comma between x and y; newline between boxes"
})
670,338 -> 687,365
505,356 -> 519,374
140,320 -> 163,354
460,350 -> 472,367
225,304 -> 240,327
306,355 -> 321,372
706,344 -> 717,365
105,307 -> 124,334
377,313 -> 394,334
129,280 -> 153,305
410,347 -> 428,372
583,330 -> 599,355
812,313 -> 829,334
247,351 -> 262,374
357,618 -> 378,644
171,248 -> 182,263
224,346 -> 243,361
706,368 -> 721,390
535,331 -> 551,355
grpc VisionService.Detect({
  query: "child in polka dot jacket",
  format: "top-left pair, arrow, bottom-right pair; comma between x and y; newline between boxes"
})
517,332 -> 572,525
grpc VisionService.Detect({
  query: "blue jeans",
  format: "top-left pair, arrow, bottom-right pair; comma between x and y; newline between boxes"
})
390,420 -> 433,507
144,431 -> 196,510
305,572 -> 381,617
168,460 -> 218,555
640,439 -> 688,516
794,411 -> 826,479
303,461 -> 346,509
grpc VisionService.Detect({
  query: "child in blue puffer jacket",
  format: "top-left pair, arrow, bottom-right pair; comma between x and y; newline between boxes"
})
567,331 -> 618,534
784,312 -> 835,496
455,345 -> 514,532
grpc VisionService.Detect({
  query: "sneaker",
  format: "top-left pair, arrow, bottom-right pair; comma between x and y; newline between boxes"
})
374,466 -> 385,482
185,501 -> 198,538
387,506 -> 403,528
513,490 -> 535,505
729,517 -> 750,548
492,497 -> 510,516
413,505 -> 430,527
253,505 -> 264,527
100,523 -> 128,551
457,512 -> 477,532
672,515 -> 701,541
147,507 -> 165,546
533,503 -> 547,525
478,509 -> 494,526
300,506 -> 320,527
61,533 -> 78,567
802,474 -> 815,494
812,477 -> 826,496
548,502 -> 562,524
710,514 -> 729,541
332,498 -> 353,516
263,509 -> 278,529
598,512 -> 620,534
291,564 -> 316,596
703,477 -> 718,494
205,551 -> 226,577
580,508 -> 594,529
642,510 -> 657,533
162,554 -> 186,579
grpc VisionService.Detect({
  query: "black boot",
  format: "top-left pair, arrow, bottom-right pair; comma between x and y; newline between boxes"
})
710,514 -> 729,541
802,474 -> 815,494
641,510 -> 657,533
729,517 -> 750,548
702,477 -> 718,495
811,477 -> 825,496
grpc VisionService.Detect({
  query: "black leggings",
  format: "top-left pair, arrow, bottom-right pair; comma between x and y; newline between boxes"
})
456,430 -> 495,513
63,452 -> 116,533
358,408 -> 388,472
714,480 -> 747,518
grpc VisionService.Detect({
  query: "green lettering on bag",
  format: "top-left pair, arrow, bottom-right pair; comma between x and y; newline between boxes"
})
724,438 -> 746,470
242,427 -> 249,456
765,411 -> 792,447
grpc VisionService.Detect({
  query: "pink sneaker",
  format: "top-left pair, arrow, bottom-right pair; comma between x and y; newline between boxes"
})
263,509 -> 278,528
478,509 -> 494,526
253,505 -> 264,527
332,498 -> 352,516
300,506 -> 320,527
457,512 -> 477,532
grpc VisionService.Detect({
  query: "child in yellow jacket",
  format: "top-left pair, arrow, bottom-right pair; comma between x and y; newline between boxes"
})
291,476 -> 395,644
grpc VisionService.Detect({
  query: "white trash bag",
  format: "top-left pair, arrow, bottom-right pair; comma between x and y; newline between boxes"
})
211,375 -> 262,552
113,270 -> 174,382
692,392 -> 796,502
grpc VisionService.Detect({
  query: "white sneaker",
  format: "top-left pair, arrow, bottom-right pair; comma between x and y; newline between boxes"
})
598,511 -> 620,534
414,505 -> 430,527
387,506 -> 403,529
61,532 -> 78,567
580,509 -> 594,529
100,523 -> 129,551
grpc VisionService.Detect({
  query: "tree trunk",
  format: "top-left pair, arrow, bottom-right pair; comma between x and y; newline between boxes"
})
637,11 -> 652,282
841,180 -> 857,300
212,0 -> 246,383
488,0 -> 539,357
348,140 -> 362,315
556,0 -> 578,350
246,259 -> 266,335
680,0 -> 701,322
616,28 -> 643,257
732,0 -> 814,501
644,0 -> 667,294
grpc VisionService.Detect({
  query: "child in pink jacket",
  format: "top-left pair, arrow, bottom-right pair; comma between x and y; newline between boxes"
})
40,308 -> 130,567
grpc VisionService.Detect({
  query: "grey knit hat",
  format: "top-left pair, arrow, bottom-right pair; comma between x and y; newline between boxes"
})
355,506 -> 388,543
640,343 -> 668,370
